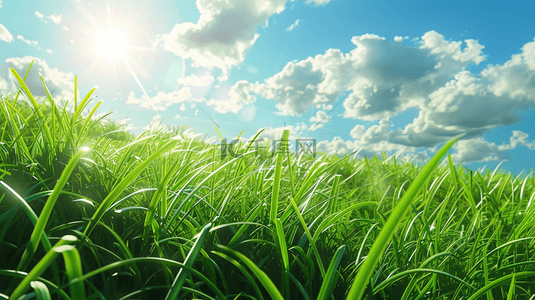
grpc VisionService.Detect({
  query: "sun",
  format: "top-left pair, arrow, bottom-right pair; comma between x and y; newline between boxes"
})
93,27 -> 127,59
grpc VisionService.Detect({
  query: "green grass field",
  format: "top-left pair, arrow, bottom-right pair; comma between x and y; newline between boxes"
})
1,65 -> 535,299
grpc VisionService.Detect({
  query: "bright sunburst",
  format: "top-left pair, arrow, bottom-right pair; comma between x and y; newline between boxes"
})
93,27 -> 127,60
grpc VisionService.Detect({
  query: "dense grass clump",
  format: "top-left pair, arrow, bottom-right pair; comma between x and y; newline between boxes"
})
1,66 -> 535,299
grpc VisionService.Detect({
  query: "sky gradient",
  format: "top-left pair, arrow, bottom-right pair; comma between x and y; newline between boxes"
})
1,0 -> 535,177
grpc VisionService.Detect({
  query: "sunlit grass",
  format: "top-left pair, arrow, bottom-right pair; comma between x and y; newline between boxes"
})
1,65 -> 535,299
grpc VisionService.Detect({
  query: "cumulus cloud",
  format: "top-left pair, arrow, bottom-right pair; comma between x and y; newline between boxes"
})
0,0 -> 2,8
286,19 -> 300,31
308,110 -> 330,130
207,80 -> 256,113
203,31 -> 535,167
35,11 -> 44,18
126,88 -> 202,111
161,0 -> 286,73
177,74 -> 215,87
0,23 -> 13,43
449,137 -> 506,164
0,56 -> 74,100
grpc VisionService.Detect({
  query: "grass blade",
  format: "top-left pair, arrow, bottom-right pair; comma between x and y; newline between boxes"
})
165,222 -> 212,300
317,245 -> 346,300
30,281 -> 52,300
270,130 -> 289,224
18,148 -> 87,271
218,245 -> 284,300
9,235 -> 78,300
55,245 -> 85,300
346,133 -> 465,300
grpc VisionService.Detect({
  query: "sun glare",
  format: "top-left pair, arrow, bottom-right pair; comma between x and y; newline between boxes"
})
94,27 -> 126,59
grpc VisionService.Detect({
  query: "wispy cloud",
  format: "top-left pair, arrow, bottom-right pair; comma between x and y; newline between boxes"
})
286,19 -> 300,31
0,23 -> 13,43
17,34 -> 38,46
305,0 -> 335,6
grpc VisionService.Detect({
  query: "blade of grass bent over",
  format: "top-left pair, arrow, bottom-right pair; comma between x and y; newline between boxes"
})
346,133 -> 465,300
219,245 -> 284,300
9,235 -> 78,300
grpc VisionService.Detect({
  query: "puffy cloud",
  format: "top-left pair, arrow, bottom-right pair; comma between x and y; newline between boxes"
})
212,31 -> 534,167
0,56 -> 74,100
286,19 -> 300,31
309,110 -> 330,130
35,11 -> 44,18
0,23 -> 13,43
504,130 -> 535,150
0,0 -> 2,8
126,87 -> 200,111
419,30 -> 485,65
161,0 -> 286,73
449,137 -> 506,164
255,48 -> 347,115
177,74 -> 215,87
207,80 -> 256,113
481,38 -> 535,99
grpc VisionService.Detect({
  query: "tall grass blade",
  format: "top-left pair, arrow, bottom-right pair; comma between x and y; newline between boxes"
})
317,245 -> 346,300
346,133 -> 465,300
18,148 -> 87,271
165,222 -> 212,300
270,130 -> 289,224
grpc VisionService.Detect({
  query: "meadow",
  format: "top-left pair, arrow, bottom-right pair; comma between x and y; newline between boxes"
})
1,65 -> 535,299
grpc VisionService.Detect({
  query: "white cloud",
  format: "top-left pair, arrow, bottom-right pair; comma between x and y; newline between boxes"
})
63,26 -> 70,31
286,19 -> 300,31
207,80 -> 256,113
177,74 -> 215,87
305,0 -> 334,6
449,137 -> 506,164
503,130 -> 535,150
48,14 -> 62,24
161,0 -> 286,73
35,11 -> 44,18
208,31 -> 535,167
0,56 -> 74,100
394,36 -> 403,42
0,23 -> 13,43
309,110 -> 330,125
126,87 -> 200,111
179,103 -> 186,111
46,49 -> 53,54
0,0 -> 2,8
17,35 -> 38,46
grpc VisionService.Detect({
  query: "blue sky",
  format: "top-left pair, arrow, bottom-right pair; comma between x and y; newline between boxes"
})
1,0 -> 535,178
